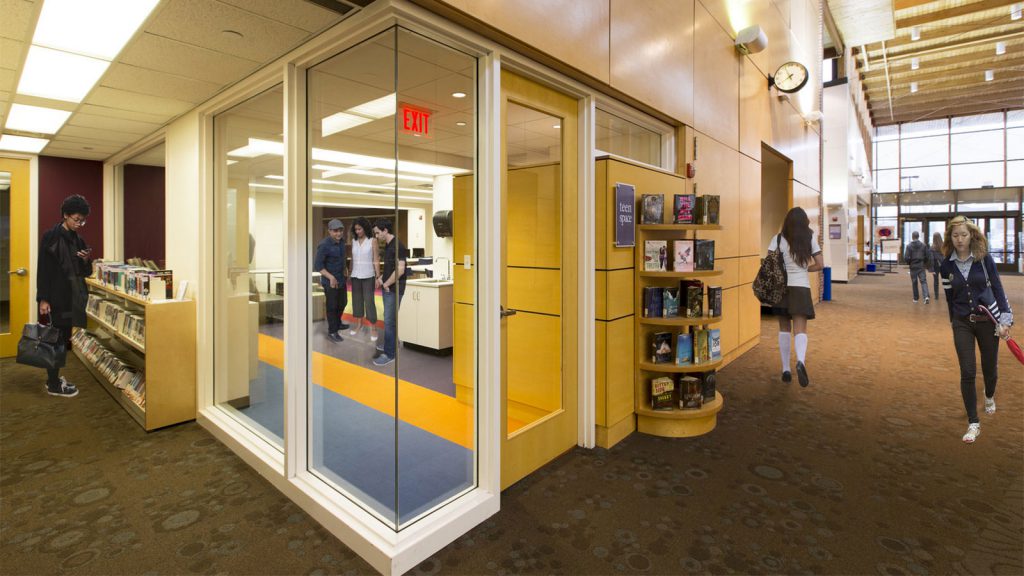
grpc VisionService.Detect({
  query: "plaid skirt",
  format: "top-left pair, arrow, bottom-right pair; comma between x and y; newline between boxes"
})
772,286 -> 815,319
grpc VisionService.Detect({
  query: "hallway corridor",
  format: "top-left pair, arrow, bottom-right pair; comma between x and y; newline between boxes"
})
1,271 -> 1022,575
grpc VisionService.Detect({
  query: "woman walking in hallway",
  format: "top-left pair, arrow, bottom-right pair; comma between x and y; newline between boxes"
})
769,207 -> 824,387
931,231 -> 943,298
940,215 -> 1013,443
348,217 -> 379,341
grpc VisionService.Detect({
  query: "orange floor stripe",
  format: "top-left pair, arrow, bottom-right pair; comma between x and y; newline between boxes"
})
258,334 -> 474,449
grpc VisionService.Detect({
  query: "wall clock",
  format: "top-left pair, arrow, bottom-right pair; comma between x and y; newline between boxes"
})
769,61 -> 809,93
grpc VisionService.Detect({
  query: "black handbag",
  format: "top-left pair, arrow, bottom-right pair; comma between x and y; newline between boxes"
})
16,322 -> 67,370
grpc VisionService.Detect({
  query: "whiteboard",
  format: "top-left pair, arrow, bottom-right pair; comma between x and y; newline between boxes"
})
881,239 -> 901,254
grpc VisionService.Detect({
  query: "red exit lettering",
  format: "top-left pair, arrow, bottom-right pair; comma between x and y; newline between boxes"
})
401,104 -> 431,137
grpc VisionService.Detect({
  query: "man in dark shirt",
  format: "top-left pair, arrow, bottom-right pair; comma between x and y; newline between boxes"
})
372,218 -> 407,366
313,218 -> 349,342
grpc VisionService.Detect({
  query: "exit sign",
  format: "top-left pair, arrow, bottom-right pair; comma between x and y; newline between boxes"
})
401,104 -> 431,137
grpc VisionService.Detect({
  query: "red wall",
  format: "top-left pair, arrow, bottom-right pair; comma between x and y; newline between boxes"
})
38,156 -> 103,255
123,164 -> 165,266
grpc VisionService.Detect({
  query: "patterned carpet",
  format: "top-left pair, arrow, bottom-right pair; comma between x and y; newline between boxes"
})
1,270 -> 1022,575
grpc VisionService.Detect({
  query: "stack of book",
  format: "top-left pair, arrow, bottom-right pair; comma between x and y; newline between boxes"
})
71,331 -> 146,409
673,327 -> 722,365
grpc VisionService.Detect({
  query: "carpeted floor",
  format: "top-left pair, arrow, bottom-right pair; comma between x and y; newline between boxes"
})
1,270 -> 1022,575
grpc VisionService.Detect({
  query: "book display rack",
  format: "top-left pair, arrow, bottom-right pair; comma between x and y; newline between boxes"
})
635,222 -> 725,438
74,277 -> 196,431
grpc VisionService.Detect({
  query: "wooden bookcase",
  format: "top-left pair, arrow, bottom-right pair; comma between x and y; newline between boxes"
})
76,278 -> 196,431
635,224 -> 725,438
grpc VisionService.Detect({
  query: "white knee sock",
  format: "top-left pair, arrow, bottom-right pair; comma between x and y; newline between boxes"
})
779,332 -> 791,372
795,333 -> 808,364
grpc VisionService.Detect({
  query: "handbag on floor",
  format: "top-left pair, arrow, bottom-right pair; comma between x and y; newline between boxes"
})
16,322 -> 67,370
753,233 -> 788,305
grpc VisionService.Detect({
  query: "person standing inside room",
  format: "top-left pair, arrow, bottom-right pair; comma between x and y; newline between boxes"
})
348,217 -> 379,341
904,230 -> 931,303
37,195 -> 93,397
372,218 -> 408,367
314,218 -> 350,343
769,207 -> 824,388
940,215 -> 1013,444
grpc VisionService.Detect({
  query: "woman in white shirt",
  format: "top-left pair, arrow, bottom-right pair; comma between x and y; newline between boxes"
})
768,207 -> 824,387
349,217 -> 380,340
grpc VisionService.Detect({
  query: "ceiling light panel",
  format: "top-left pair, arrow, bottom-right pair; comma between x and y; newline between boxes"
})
33,0 -> 160,60
0,134 -> 50,153
4,103 -> 72,134
17,45 -> 109,102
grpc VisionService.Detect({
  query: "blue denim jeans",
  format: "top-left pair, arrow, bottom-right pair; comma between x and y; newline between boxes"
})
382,287 -> 404,359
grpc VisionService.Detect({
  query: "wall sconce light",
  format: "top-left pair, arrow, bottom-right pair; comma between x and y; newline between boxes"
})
803,110 -> 823,126
735,25 -> 768,55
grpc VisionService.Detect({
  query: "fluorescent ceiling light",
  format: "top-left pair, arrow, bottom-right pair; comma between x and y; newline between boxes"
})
0,134 -> 49,153
265,175 -> 284,180
312,179 -> 431,194
312,188 -> 428,201
996,41 -> 1006,55
313,164 -> 434,183
910,26 -> 920,41
4,103 -> 72,134
322,113 -> 372,137
451,92 -> 466,98
242,139 -> 469,176
17,45 -> 109,102
910,57 -> 919,70
1013,3 -> 1022,20
910,82 -> 918,93
33,0 -> 160,60
985,69 -> 994,81
228,138 -> 285,158
349,93 -> 396,118
322,93 -> 396,137
249,183 -> 284,189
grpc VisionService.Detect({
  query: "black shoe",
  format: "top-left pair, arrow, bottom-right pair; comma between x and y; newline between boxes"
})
339,322 -> 350,330
796,362 -> 809,387
781,371 -> 792,383
46,382 -> 79,397
327,332 -> 344,343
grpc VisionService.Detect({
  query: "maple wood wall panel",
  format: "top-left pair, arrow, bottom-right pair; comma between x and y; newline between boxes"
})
737,283 -> 762,345
609,0 -> 695,126
740,59 -> 771,162
691,133 -> 739,258
720,287 -> 740,357
604,316 -> 634,426
739,154 -> 763,257
693,3 -> 740,149
440,0 -> 610,83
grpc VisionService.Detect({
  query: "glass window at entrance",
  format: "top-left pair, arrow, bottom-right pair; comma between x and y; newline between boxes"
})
595,108 -> 661,167
307,27 -> 477,529
212,85 -> 285,449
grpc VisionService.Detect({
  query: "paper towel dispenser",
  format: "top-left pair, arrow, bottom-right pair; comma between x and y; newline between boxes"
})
432,210 -> 453,237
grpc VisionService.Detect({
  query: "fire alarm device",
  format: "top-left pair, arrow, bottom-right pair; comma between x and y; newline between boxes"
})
686,163 -> 696,178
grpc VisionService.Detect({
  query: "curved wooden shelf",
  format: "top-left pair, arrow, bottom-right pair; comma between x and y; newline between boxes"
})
639,359 -> 723,373
639,270 -> 723,278
638,224 -> 723,231
637,392 -> 724,438
639,315 -> 722,326
637,391 -> 723,419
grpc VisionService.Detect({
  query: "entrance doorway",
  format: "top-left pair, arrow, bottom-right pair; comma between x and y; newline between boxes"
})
0,157 -> 30,357
901,215 -> 1018,271
500,70 -> 578,489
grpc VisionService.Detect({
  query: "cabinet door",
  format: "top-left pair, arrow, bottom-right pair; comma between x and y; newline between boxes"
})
398,287 -> 419,344
417,286 -> 440,349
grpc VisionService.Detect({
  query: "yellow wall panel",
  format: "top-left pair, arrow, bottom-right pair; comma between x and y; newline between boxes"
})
691,133 -> 739,258
453,264 -> 474,305
453,174 -> 474,261
508,164 -> 561,269
693,2 -> 739,149
739,58 -> 770,162
737,284 -> 762,345
595,160 -> 609,270
604,268 -> 633,320
609,0 -> 694,125
739,154 -> 763,257
605,316 -> 635,425
739,255 -> 761,286
454,302 -> 474,389
719,286 -> 740,357
508,267 -> 560,316
714,257 -> 740,289
595,321 -> 608,426
508,312 -> 561,412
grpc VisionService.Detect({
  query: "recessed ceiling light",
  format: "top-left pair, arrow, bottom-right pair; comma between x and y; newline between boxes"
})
33,0 -> 160,60
456,121 -> 467,127
0,134 -> 49,153
4,103 -> 72,134
985,69 -> 994,81
996,41 -> 1006,55
910,26 -> 920,41
910,82 -> 918,93
1012,3 -> 1022,20
910,57 -> 919,70
451,92 -> 466,98
17,45 -> 109,102
553,124 -> 560,129
222,29 -> 244,39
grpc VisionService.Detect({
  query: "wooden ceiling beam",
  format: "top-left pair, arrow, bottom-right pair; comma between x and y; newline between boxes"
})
866,74 -> 1024,97
873,92 -> 1024,115
878,100 -> 1024,124
896,0 -> 1017,29
859,42 -> 1024,75
865,70 -> 1024,93
894,0 -> 939,10
862,56 -> 1024,86
868,82 -> 1024,110
863,24 -> 1024,56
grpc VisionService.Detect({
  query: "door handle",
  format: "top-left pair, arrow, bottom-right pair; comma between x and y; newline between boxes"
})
500,306 -> 517,318
8,268 -> 27,276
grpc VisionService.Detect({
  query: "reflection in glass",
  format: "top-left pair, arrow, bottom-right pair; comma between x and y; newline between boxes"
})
213,85 -> 285,449
505,101 -> 562,437
595,109 -> 661,167
1,172 -> 9,333
307,28 -> 477,529
122,142 -> 166,267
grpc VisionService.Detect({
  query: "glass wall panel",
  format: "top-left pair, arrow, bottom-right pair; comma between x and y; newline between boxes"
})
875,140 -> 899,169
951,130 -> 1003,164
306,27 -> 477,530
595,108 -> 661,167
875,168 -> 899,192
900,136 -> 946,167
875,124 -> 899,141
900,165 -> 947,191
951,162 -> 1004,189
1009,110 -> 1024,128
958,187 -> 1021,212
213,85 -> 286,449
1007,127 -> 1024,160
900,190 -> 954,213
1009,161 -> 1024,186
901,118 -> 948,138
951,112 -> 1004,133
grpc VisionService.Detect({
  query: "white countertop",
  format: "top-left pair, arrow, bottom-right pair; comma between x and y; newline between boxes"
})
407,278 -> 454,287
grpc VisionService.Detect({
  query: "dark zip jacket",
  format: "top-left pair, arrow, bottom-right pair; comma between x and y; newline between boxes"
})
37,223 -> 91,328
939,253 -> 1013,325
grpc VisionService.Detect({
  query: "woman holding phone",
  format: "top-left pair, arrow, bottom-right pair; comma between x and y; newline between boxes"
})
37,194 -> 93,397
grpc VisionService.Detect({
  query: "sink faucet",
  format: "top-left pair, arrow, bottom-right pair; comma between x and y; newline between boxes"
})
434,257 -> 451,281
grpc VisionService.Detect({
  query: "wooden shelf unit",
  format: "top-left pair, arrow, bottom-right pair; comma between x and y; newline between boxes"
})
78,278 -> 196,431
635,223 -> 725,438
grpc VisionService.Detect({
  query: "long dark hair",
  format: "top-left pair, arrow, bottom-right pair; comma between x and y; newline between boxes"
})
352,217 -> 372,240
781,207 -> 813,267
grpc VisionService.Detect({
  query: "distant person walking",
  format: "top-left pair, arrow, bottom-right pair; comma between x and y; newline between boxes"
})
930,231 -> 943,297
940,215 -> 1013,443
769,207 -> 824,387
314,218 -> 350,343
904,231 -> 931,303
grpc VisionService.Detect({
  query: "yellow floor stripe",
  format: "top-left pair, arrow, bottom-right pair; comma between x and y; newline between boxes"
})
258,334 -> 474,449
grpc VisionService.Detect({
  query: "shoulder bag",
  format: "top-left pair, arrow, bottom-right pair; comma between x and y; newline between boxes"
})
753,233 -> 788,305
16,321 -> 67,370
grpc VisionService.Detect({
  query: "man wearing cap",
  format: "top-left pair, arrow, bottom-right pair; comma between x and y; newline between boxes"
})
314,218 -> 350,342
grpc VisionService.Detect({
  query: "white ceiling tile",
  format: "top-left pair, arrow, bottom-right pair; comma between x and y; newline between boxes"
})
146,0 -> 313,63
45,139 -> 122,154
211,0 -> 343,33
86,86 -> 194,117
68,112 -> 163,135
76,103 -> 170,125
39,147 -> 110,161
102,63 -> 221,104
59,124 -> 143,145
118,33 -> 260,85
0,0 -> 36,41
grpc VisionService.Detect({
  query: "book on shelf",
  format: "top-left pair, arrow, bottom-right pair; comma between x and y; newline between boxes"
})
662,287 -> 680,317
650,376 -> 675,411
684,284 -> 703,318
651,332 -> 673,363
644,240 -> 668,271
643,286 -> 664,318
640,194 -> 664,225
707,286 -> 723,317
709,328 -> 721,360
695,195 -> 720,225
701,371 -> 717,402
675,331 -> 693,365
672,239 -> 694,272
694,239 -> 715,271
679,375 -> 703,409
693,328 -> 711,364
673,194 -> 695,224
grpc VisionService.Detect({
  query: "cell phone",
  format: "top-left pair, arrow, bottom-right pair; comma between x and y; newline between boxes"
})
82,247 -> 92,254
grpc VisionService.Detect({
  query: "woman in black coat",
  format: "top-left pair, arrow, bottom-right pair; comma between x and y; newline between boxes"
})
37,195 -> 93,397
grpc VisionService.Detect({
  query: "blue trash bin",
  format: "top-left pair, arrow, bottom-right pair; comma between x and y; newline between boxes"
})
823,266 -> 832,301
866,263 -> 877,272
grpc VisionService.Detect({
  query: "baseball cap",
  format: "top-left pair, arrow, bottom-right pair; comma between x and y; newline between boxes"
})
328,218 -> 343,230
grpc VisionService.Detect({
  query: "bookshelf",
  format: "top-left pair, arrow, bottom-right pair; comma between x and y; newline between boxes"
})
635,223 -> 725,438
75,278 -> 196,431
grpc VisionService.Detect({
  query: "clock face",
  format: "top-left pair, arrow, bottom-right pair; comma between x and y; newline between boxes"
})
773,61 -> 809,93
